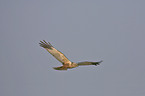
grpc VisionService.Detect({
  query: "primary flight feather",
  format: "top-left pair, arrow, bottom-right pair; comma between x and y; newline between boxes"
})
39,40 -> 102,70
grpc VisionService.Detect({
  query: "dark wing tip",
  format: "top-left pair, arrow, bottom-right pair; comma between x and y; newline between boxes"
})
39,40 -> 53,49
99,60 -> 103,63
92,60 -> 103,66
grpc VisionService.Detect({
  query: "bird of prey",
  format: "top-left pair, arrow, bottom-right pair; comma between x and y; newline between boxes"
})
39,40 -> 102,70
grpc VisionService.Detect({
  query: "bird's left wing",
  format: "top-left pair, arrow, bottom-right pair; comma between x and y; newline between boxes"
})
39,40 -> 71,65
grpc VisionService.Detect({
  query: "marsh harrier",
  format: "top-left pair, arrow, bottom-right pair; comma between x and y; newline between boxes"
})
39,40 -> 102,70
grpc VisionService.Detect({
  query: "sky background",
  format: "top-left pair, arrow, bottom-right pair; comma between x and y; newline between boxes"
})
0,0 -> 145,96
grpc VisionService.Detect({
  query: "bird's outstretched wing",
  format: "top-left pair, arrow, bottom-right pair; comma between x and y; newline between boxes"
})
77,60 -> 103,66
39,40 -> 71,65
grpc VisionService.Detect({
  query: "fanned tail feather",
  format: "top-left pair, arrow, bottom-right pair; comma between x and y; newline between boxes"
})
53,66 -> 68,70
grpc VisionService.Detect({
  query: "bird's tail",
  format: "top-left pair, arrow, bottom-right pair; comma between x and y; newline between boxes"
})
53,66 -> 68,70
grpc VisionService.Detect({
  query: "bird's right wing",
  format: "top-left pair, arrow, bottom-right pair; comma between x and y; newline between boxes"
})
39,40 -> 71,65
77,61 -> 103,66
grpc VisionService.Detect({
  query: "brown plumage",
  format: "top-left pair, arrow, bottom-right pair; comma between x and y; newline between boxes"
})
39,40 -> 102,70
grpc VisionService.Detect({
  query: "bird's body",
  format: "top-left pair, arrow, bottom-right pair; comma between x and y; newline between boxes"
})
39,40 -> 102,70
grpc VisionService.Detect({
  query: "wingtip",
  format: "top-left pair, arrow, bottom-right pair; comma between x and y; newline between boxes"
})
99,60 -> 103,63
93,60 -> 103,66
97,60 -> 103,65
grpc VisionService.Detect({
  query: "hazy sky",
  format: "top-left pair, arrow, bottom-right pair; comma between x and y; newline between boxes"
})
0,0 -> 145,96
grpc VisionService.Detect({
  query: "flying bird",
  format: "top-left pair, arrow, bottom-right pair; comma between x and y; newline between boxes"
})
39,40 -> 102,70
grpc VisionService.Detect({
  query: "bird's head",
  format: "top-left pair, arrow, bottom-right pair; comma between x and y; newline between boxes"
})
71,62 -> 78,67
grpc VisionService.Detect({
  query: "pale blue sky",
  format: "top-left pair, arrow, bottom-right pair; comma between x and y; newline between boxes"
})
0,0 -> 145,96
